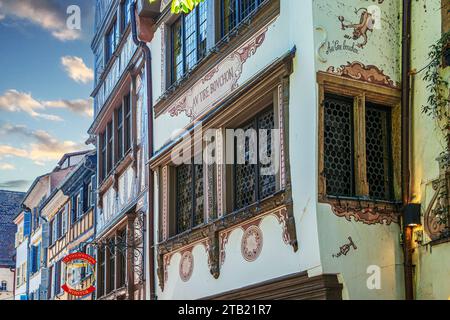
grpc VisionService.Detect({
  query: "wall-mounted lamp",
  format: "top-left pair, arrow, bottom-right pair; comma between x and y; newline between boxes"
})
403,203 -> 422,227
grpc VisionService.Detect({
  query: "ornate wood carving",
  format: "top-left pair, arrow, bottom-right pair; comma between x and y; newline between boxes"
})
206,231 -> 220,279
326,61 -> 398,88
278,84 -> 286,190
161,166 -> 169,241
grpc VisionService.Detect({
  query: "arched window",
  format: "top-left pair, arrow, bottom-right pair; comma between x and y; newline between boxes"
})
0,280 -> 7,291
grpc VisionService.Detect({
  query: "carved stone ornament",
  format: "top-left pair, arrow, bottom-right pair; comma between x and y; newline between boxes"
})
241,225 -> 264,262
326,61 -> 398,88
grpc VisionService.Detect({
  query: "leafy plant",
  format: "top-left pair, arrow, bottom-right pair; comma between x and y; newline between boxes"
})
149,0 -> 205,14
422,31 -> 450,143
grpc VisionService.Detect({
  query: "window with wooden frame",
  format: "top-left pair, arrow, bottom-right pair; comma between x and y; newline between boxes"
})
317,72 -> 401,203
117,105 -> 124,160
221,0 -> 264,37
231,106 -> 277,210
97,245 -> 105,298
121,0 -> 132,31
170,0 -> 208,84
107,239 -> 115,295
54,260 -> 62,296
100,132 -> 107,181
175,159 -> 205,235
107,121 -> 113,174
124,93 -> 132,152
105,18 -> 120,65
117,229 -> 127,289
116,93 -> 132,162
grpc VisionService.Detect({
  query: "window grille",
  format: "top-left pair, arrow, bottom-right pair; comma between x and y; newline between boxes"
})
323,94 -> 355,197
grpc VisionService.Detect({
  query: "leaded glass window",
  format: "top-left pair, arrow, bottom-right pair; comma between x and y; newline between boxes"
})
323,94 -> 354,197
365,104 -> 393,200
222,0 -> 263,37
322,94 -> 394,200
176,161 -> 205,234
234,107 -> 276,211
171,0 -> 208,84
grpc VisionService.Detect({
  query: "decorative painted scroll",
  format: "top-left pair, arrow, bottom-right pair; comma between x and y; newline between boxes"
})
220,207 -> 298,266
329,199 -> 399,226
326,61 -> 397,88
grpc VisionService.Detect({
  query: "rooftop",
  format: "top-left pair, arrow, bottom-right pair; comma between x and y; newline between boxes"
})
0,190 -> 25,267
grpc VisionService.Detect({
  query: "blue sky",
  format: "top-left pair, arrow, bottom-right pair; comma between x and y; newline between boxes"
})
0,0 -> 96,191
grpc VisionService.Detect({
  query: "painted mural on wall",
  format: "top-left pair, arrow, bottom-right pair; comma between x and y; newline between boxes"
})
314,0 -> 400,86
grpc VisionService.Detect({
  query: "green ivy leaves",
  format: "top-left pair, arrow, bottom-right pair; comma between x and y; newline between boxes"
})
422,32 -> 450,131
149,0 -> 205,14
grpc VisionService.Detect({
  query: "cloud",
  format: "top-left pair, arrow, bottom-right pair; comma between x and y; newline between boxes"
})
44,98 -> 93,117
0,179 -> 30,189
61,56 -> 94,84
0,89 -> 63,121
0,0 -> 80,41
0,163 -> 15,170
0,145 -> 28,158
0,124 -> 87,164
0,89 -> 92,120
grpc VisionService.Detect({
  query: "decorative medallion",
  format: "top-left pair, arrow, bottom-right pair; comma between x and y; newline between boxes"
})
241,225 -> 264,262
179,251 -> 194,282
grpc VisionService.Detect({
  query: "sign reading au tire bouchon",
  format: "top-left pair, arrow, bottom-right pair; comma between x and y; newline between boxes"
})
62,252 -> 96,297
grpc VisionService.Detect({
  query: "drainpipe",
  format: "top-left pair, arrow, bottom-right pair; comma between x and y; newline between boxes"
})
401,0 -> 414,301
10,266 -> 16,299
131,0 -> 156,300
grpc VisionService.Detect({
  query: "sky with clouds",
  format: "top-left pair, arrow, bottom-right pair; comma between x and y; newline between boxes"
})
0,0 -> 96,192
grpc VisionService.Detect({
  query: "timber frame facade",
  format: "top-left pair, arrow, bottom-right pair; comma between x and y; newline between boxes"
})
89,0 -> 152,300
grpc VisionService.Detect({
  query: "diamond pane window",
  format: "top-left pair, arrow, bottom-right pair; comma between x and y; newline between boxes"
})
258,108 -> 276,199
234,107 -> 276,211
176,161 -> 204,235
323,94 -> 354,197
365,104 -> 393,200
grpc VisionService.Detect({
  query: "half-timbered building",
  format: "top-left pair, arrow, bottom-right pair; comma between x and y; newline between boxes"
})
40,151 -> 96,300
89,0 -> 153,300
